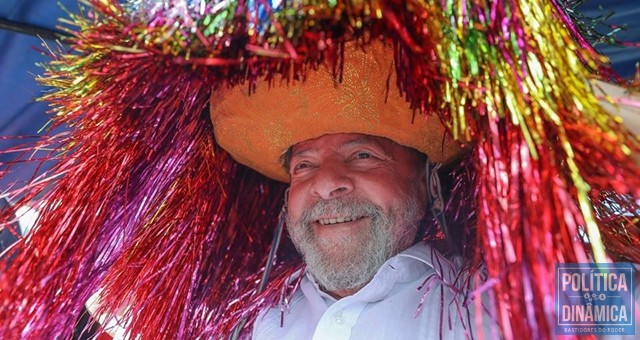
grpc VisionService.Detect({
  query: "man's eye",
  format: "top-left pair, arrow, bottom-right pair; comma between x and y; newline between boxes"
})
354,152 -> 372,159
292,162 -> 311,172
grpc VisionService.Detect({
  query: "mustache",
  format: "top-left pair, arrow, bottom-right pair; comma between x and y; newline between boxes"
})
296,198 -> 383,226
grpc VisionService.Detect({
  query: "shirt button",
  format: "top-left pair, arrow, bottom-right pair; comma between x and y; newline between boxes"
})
334,311 -> 344,325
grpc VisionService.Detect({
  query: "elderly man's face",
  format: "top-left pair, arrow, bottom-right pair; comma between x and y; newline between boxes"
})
286,133 -> 427,296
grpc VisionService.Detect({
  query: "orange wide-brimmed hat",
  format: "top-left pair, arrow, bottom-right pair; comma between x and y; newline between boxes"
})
210,42 -> 462,182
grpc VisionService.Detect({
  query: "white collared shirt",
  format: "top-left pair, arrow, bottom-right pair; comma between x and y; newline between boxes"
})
253,242 -> 496,339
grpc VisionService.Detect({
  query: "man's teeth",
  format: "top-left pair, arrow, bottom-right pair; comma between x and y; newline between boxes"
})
318,216 -> 358,225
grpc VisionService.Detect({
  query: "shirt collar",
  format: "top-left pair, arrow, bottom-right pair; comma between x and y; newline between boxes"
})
302,241 -> 453,303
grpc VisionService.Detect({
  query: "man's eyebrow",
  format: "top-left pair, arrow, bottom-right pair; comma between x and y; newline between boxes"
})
288,135 -> 386,165
283,136 -> 389,171
290,146 -> 316,159
285,146 -> 317,171
340,136 -> 380,150
291,136 -> 376,158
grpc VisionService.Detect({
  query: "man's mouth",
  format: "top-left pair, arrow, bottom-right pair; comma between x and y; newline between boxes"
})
317,216 -> 364,226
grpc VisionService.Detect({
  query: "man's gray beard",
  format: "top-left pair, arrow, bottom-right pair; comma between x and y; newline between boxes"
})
287,195 -> 421,293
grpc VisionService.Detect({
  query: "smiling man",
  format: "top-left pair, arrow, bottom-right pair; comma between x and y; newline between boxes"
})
249,133 -> 476,339
209,43 -> 493,338
285,133 -> 427,298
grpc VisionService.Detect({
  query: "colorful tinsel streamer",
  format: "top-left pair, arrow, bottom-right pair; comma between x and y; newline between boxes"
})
0,0 -> 638,339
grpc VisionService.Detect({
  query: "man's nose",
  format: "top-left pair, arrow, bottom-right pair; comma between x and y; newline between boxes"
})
310,162 -> 354,200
